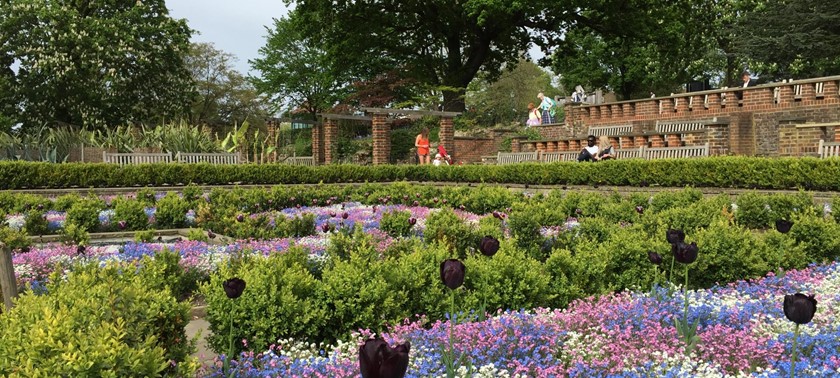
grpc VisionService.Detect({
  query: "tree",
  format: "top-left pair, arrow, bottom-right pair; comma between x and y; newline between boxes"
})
250,15 -> 349,120
733,0 -> 840,80
290,0 -> 567,112
549,0 -> 715,100
466,60 -> 561,126
0,0 -> 193,129
185,43 -> 269,130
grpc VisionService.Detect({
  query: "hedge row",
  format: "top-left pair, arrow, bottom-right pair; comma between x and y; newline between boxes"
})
1,157 -> 839,190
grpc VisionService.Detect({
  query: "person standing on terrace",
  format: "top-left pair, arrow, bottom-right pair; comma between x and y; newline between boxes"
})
415,127 -> 431,165
537,92 -> 557,124
526,102 -> 541,126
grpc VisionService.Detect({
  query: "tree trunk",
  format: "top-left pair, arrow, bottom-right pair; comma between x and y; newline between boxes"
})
441,88 -> 466,112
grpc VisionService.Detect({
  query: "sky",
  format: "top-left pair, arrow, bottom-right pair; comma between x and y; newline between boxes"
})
167,0 -> 291,75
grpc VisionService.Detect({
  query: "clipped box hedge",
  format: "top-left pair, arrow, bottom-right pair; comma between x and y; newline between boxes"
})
1,157 -> 839,190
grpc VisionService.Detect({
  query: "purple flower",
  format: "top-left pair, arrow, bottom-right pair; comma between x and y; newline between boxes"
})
635,206 -> 644,214
359,338 -> 410,378
783,293 -> 817,324
479,236 -> 500,256
236,214 -> 245,222
118,220 -> 127,230
440,259 -> 466,290
408,218 -> 417,226
648,251 -> 662,265
672,242 -> 698,264
222,277 -> 246,299
775,219 -> 793,233
666,228 -> 685,244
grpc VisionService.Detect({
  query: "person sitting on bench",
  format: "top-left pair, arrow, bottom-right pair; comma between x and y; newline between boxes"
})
578,135 -> 600,162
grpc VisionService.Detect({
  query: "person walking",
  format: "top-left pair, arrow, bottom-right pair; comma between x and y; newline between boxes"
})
537,92 -> 557,124
415,127 -> 431,165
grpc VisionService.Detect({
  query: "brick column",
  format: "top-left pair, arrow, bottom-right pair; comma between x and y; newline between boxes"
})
835,126 -> 840,142
635,136 -> 649,148
609,137 -> 620,148
311,123 -> 324,164
620,136 -> 633,149
323,118 -> 338,164
536,142 -> 546,153
439,117 -> 455,159
650,135 -> 665,147
372,113 -> 390,165
569,140 -> 580,150
546,141 -> 557,152
666,134 -> 681,147
511,139 -> 521,152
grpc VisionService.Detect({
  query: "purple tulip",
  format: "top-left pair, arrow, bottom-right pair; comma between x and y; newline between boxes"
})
459,205 -> 466,211
329,211 -> 337,218
479,236 -> 500,256
575,208 -> 582,215
322,223 -> 331,233
342,212 -> 349,220
312,199 -> 318,205
372,206 -> 378,213
442,199 -> 448,204
635,206 -> 644,214
118,220 -> 127,230
326,199 -> 332,205
236,214 -> 245,222
672,242 -> 698,264
415,193 -> 421,198
207,230 -> 216,239
76,244 -> 86,255
36,204 -> 44,211
296,204 -> 302,209
440,259 -> 466,290
433,198 -> 439,204
492,211 -> 501,219
666,229 -> 685,244
412,201 -> 419,207
647,251 -> 662,265
408,218 -> 417,226
222,277 -> 246,299
403,195 -> 409,201
359,338 -> 410,378
776,219 -> 793,233
783,293 -> 817,324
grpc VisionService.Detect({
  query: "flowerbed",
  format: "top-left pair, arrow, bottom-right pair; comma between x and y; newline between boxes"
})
206,261 -> 840,377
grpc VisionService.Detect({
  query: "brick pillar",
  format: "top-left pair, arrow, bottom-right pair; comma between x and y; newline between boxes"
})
609,137 -> 620,148
666,134 -> 681,147
439,117 -> 455,159
536,142 -> 546,153
323,118 -> 338,164
557,141 -> 569,151
511,139 -> 521,152
650,134 -> 665,147
569,140 -> 580,150
620,136 -> 633,149
635,136 -> 649,148
372,113 -> 390,165
835,126 -> 840,142
546,141 -> 557,152
311,123 -> 324,164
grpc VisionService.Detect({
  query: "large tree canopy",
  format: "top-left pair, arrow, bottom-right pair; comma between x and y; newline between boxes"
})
0,0 -> 193,129
733,0 -> 840,80
289,0 -> 567,112
250,15 -> 350,120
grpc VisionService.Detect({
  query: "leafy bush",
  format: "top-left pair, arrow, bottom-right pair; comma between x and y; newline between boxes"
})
65,196 -> 104,232
202,247 -> 330,354
187,228 -> 209,242
59,222 -> 90,246
380,209 -> 413,238
0,227 -> 31,251
788,212 -> 840,263
114,196 -> 149,230
424,207 -> 477,256
135,229 -> 157,243
0,262 -> 197,377
155,192 -> 190,228
24,209 -> 49,236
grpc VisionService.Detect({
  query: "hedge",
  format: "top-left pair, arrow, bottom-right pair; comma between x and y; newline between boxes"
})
1,157 -> 839,190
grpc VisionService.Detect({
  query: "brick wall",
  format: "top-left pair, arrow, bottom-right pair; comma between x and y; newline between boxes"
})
552,76 -> 840,156
371,114 -> 390,165
455,137 -> 496,163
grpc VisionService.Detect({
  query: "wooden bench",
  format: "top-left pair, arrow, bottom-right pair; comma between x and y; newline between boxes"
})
819,140 -> 840,158
615,146 -> 645,159
102,152 -> 172,165
175,152 -> 240,164
497,152 -> 539,165
644,143 -> 709,160
656,120 -> 710,134
540,151 -> 578,163
283,156 -> 315,166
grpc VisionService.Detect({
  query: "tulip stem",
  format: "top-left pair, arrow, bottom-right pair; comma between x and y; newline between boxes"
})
790,323 -> 800,378
669,255 -> 675,284
683,264 -> 689,324
447,288 -> 456,378
226,308 -> 234,375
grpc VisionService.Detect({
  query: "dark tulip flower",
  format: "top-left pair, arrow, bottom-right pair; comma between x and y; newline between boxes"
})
412,201 -> 419,207
408,218 -> 417,226
783,293 -> 818,325
359,338 -> 410,378
118,220 -> 127,230
222,277 -> 246,299
635,206 -> 644,214
342,212 -> 349,219
372,206 -> 378,213
321,223 -> 331,233
326,199 -> 332,206
207,230 -> 216,239
329,211 -> 337,218
492,211 -> 501,219
415,193 -> 421,198
433,197 -> 439,204
36,204 -> 44,211
76,244 -> 86,255
236,214 -> 245,222
575,208 -> 582,215
479,236 -> 500,256
20,246 -> 30,253
442,199 -> 448,204
775,219 -> 793,234
647,251 -> 663,265
290,197 -> 296,202
672,242 -> 699,264
403,195 -> 409,201
296,204 -> 302,209
459,205 -> 466,211
666,228 -> 685,244
312,199 -> 318,205
440,259 -> 466,290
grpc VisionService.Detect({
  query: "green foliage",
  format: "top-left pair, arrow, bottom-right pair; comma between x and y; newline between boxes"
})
140,249 -> 203,301
202,248 -> 330,354
187,228 -> 209,242
0,261 -> 197,377
691,219 -> 769,288
65,197 -> 104,232
5,158 -> 840,190
156,192 -> 190,228
424,207 -> 477,256
60,223 -> 90,246
380,210 -> 413,238
0,0 -> 193,128
466,59 -> 562,126
135,229 -> 157,243
24,209 -> 49,236
53,193 -> 82,211
114,196 -> 149,230
787,213 -> 840,263
0,227 -> 31,251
